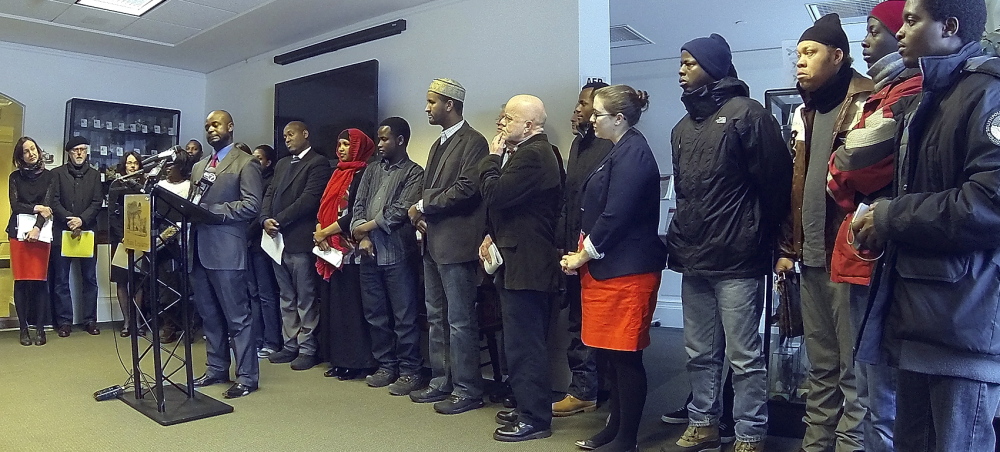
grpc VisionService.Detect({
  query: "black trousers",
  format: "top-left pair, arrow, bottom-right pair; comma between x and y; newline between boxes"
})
496,285 -> 552,429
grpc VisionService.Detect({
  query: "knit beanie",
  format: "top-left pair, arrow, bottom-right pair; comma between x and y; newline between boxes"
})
681,33 -> 733,81
799,13 -> 850,57
65,135 -> 89,152
870,0 -> 905,35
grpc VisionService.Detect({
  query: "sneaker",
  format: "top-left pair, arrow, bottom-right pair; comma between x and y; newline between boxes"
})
434,394 -> 485,414
732,440 -> 763,452
660,424 -> 721,452
387,374 -> 428,396
661,405 -> 689,424
410,386 -> 450,403
267,348 -> 297,364
290,354 -> 319,371
719,421 -> 735,444
365,369 -> 398,388
552,394 -> 597,417
257,347 -> 276,359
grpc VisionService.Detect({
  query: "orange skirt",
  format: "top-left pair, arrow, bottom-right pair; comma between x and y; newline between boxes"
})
580,265 -> 661,351
10,238 -> 51,281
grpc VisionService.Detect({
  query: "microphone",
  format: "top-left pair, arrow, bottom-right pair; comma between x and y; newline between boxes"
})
141,148 -> 177,166
189,166 -> 216,205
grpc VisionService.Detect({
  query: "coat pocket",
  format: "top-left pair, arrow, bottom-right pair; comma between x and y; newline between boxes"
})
895,249 -> 969,283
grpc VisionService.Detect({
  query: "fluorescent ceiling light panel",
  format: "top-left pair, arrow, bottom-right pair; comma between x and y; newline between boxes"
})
75,0 -> 165,16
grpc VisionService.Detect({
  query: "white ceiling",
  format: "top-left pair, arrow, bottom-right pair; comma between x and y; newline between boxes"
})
611,0 -> 866,66
0,0 -> 435,73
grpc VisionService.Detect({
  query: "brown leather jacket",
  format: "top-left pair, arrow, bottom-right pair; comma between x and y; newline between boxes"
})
779,71 -> 874,265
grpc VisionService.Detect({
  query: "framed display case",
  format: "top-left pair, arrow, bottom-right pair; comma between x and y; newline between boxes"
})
64,98 -> 180,176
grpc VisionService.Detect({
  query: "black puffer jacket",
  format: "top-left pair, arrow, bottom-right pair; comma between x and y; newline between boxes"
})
667,77 -> 792,278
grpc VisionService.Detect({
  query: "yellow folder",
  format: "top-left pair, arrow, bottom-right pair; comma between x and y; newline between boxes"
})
61,230 -> 96,258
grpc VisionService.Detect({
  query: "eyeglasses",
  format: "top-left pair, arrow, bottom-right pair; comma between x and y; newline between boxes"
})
70,146 -> 88,154
592,112 -> 615,119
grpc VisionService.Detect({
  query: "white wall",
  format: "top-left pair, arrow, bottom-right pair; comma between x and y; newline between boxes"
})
0,42 -> 207,162
205,0 -> 593,166
0,41 -> 207,322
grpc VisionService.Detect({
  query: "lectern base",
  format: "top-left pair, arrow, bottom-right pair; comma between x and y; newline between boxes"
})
119,386 -> 233,426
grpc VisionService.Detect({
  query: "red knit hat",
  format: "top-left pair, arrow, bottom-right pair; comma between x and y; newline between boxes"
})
870,0 -> 906,35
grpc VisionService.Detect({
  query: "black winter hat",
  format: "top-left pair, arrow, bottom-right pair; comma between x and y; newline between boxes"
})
681,33 -> 733,81
799,13 -> 850,57
65,135 -> 89,152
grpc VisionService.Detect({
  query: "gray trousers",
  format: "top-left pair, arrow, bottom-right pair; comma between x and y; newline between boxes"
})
800,266 -> 866,452
272,252 -> 319,356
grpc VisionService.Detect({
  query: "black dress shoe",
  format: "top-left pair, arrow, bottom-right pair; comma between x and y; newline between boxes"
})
324,367 -> 342,378
34,328 -> 46,346
84,322 -> 100,335
267,348 -> 297,364
493,422 -> 552,442
19,329 -> 31,346
574,438 -> 609,450
337,368 -> 366,381
496,409 -> 518,425
223,382 -> 256,399
57,325 -> 71,337
192,374 -> 231,387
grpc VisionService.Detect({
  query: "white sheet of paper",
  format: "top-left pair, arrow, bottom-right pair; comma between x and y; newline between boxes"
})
312,246 -> 344,267
261,233 -> 284,264
17,214 -> 53,243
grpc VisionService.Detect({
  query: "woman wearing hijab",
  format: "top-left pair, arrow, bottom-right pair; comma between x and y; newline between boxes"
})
314,128 -> 378,380
8,136 -> 54,346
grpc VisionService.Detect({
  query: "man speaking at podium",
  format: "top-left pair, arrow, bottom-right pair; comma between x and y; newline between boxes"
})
189,110 -> 263,399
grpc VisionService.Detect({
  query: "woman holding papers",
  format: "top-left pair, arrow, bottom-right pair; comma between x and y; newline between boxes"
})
109,151 -> 143,337
8,137 -> 54,346
314,128 -> 377,380
560,86 -> 667,451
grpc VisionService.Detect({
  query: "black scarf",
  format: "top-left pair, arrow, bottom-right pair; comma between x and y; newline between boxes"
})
67,159 -> 90,178
799,63 -> 854,114
18,161 -> 44,180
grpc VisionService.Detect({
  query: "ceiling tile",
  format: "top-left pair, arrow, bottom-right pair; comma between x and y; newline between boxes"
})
0,0 -> 73,21
52,4 -> 138,33
182,0 -> 273,14
119,17 -> 199,45
142,0 -> 235,31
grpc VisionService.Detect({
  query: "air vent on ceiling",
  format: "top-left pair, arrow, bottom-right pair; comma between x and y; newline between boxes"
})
805,0 -> 881,24
611,24 -> 653,49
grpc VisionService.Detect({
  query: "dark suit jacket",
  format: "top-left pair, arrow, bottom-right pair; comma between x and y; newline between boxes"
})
190,146 -> 263,271
421,121 -> 489,264
580,128 -> 667,280
480,133 -> 562,293
261,149 -> 332,254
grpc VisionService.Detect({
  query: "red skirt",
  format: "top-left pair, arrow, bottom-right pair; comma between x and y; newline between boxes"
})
580,265 -> 661,351
10,238 -> 51,281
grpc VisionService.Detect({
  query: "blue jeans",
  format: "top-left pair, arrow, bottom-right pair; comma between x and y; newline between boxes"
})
681,275 -> 768,442
565,274 -> 599,401
360,259 -> 423,375
248,247 -> 281,351
423,255 -> 482,398
896,370 -> 1000,451
51,250 -> 99,326
849,283 -> 897,452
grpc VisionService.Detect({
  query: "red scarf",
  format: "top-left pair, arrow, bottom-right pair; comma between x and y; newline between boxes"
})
316,129 -> 375,280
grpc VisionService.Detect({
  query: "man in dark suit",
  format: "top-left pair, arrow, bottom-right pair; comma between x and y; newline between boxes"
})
479,94 -> 562,442
406,78 -> 490,414
190,110 -> 263,399
261,121 -> 332,371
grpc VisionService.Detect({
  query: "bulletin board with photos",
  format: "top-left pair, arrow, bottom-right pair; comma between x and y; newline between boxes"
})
64,98 -> 181,178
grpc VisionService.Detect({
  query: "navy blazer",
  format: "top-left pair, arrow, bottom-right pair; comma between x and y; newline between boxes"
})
190,146 -> 263,271
579,128 -> 667,280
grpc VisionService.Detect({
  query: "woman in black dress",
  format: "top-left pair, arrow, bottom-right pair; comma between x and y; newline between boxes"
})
108,151 -> 143,336
8,137 -> 54,346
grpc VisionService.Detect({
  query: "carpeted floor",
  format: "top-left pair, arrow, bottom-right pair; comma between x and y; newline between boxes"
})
0,326 -> 801,451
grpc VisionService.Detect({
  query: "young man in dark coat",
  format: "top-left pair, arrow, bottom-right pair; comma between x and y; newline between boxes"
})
662,34 -> 792,452
853,0 -> 1000,449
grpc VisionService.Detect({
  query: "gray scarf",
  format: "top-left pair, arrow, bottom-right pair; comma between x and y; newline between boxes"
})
867,52 -> 907,91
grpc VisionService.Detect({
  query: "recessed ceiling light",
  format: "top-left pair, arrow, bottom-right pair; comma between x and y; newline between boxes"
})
75,0 -> 165,16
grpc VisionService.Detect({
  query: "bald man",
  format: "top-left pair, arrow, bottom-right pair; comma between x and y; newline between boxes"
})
479,95 -> 563,442
189,110 -> 264,398
260,121 -> 332,371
